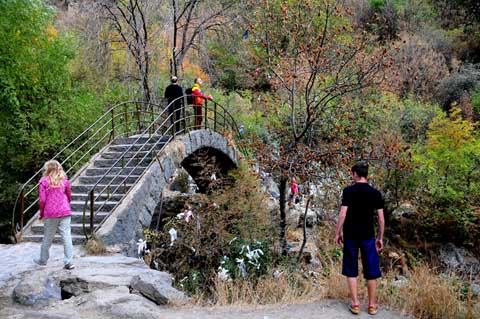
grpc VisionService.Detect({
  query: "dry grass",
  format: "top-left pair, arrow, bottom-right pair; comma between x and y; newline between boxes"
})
84,237 -> 107,255
188,224 -> 480,319
377,265 -> 479,319
209,272 -> 324,306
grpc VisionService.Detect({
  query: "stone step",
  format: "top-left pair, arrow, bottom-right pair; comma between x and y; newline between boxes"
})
78,175 -> 141,185
93,158 -> 152,168
107,143 -> 165,153
31,223 -> 100,235
22,234 -> 86,245
71,193 -> 124,202
70,184 -> 133,194
100,151 -> 150,160
84,166 -> 148,176
70,200 -> 118,212
71,211 -> 110,224
112,135 -> 170,145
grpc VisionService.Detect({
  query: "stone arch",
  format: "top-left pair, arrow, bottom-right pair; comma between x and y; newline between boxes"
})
96,130 -> 240,255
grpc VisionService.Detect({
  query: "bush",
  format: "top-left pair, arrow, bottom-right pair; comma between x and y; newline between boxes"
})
388,33 -> 449,98
412,108 -> 480,245
436,63 -> 480,111
145,165 -> 277,295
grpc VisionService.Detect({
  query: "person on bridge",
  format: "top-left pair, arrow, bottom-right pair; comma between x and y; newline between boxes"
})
335,161 -> 384,316
34,160 -> 75,270
191,77 -> 213,129
164,76 -> 184,133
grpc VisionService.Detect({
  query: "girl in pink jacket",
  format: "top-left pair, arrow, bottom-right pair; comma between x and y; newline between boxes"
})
34,160 -> 74,269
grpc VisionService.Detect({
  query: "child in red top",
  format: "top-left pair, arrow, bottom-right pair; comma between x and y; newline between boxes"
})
289,177 -> 299,205
34,160 -> 74,269
191,78 -> 213,129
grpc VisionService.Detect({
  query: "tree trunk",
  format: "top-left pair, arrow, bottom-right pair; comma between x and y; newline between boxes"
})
297,196 -> 311,264
279,176 -> 287,256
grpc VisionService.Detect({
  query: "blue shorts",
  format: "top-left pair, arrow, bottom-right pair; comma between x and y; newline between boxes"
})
342,238 -> 381,280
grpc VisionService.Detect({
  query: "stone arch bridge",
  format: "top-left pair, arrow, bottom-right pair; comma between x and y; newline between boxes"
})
12,99 -> 243,254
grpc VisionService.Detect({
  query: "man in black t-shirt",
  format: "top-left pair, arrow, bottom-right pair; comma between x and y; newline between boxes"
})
164,76 -> 184,133
335,161 -> 385,316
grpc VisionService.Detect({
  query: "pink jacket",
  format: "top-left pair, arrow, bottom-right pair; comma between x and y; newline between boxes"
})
39,176 -> 72,219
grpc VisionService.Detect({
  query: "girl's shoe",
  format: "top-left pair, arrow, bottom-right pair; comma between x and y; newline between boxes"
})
368,305 -> 378,315
63,263 -> 75,270
33,258 -> 47,266
349,304 -> 361,315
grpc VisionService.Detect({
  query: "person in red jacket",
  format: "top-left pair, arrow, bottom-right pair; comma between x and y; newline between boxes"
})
191,78 -> 213,129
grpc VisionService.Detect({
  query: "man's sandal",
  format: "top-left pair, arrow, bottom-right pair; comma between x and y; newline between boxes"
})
349,304 -> 361,315
368,305 -> 378,315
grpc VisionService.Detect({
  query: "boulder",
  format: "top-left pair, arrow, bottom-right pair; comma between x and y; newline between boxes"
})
260,176 -> 280,199
73,287 -> 161,319
13,273 -> 61,306
287,205 -> 319,227
130,272 -> 190,305
391,203 -> 416,220
471,283 -> 480,297
288,242 -> 321,267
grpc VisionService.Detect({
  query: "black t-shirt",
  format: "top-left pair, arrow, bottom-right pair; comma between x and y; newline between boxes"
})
164,84 -> 184,105
341,183 -> 384,240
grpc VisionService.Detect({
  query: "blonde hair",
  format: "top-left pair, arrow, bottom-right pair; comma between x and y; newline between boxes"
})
42,160 -> 67,187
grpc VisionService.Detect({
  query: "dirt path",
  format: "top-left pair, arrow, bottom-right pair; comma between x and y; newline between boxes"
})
152,300 -> 409,319
1,299 -> 410,319
0,243 -> 410,319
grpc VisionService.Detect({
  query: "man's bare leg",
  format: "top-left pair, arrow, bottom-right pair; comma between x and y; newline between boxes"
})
367,279 -> 376,306
347,277 -> 360,305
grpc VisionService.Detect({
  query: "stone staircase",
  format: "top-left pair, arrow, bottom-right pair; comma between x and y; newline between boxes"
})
22,135 -> 168,244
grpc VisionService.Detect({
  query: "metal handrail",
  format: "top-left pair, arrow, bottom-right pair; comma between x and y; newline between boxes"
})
81,95 -> 247,239
11,101 -> 165,241
12,96 -> 245,243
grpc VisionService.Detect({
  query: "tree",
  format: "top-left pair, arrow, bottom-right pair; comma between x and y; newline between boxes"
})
100,0 -> 152,103
0,0 -> 103,242
414,107 -> 480,204
247,0 -> 389,254
169,0 -> 235,76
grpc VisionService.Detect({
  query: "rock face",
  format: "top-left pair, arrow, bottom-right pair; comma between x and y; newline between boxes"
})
438,243 -> 480,275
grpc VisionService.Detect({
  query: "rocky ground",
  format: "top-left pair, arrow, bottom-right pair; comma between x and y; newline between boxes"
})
0,243 -> 411,319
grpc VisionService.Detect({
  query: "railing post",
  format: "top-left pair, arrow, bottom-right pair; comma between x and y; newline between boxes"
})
136,103 -> 141,132
214,102 -> 217,132
89,190 -> 94,236
204,100 -> 208,129
19,189 -> 25,240
124,104 -> 129,137
111,108 -> 115,141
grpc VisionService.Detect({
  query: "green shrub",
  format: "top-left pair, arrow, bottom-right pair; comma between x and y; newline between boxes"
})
145,165 -> 276,295
412,108 -> 480,245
